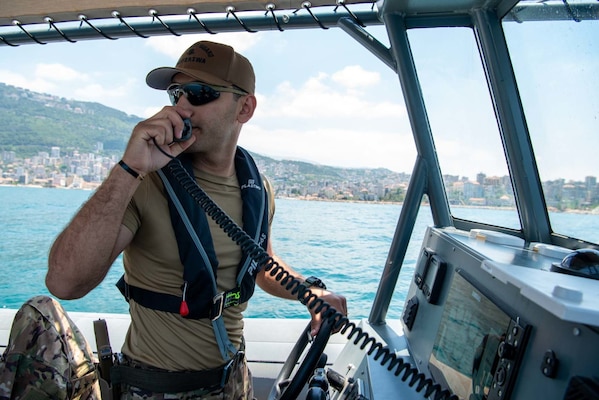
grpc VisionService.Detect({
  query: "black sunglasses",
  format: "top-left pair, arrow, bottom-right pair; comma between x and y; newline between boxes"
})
166,82 -> 247,106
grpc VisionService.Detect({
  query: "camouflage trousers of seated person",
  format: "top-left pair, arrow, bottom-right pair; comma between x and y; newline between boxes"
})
0,295 -> 254,400
119,354 -> 254,400
0,295 -> 101,400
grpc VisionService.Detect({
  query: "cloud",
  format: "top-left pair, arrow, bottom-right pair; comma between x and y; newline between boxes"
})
0,70 -> 44,91
71,80 -> 135,104
145,32 -> 262,59
143,105 -> 164,118
0,65 -> 82,97
239,124 -> 416,172
35,63 -> 88,82
1,59 -> 148,117
332,65 -> 380,89
241,66 -> 415,172
255,71 -> 405,122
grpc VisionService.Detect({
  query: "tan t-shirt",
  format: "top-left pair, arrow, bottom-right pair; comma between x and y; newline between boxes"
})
120,166 -> 274,371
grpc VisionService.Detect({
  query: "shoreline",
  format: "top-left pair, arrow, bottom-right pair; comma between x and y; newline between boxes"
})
2,183 -> 598,215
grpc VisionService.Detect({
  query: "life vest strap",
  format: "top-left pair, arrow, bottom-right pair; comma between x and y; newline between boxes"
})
211,288 -> 241,321
116,276 -> 181,314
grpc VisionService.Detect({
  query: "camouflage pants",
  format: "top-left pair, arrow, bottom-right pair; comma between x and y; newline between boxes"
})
0,295 -> 101,400
0,296 -> 254,400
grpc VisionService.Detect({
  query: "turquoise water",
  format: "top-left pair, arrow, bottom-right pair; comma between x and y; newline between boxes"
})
1,186 -> 597,320
0,186 -> 415,319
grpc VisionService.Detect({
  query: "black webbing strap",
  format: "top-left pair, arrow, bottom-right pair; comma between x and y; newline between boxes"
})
110,358 -> 233,393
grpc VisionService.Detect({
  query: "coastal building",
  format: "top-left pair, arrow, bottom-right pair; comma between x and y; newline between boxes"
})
0,144 -> 597,211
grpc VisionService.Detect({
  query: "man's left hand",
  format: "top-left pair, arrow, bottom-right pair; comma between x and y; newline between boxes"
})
305,289 -> 348,337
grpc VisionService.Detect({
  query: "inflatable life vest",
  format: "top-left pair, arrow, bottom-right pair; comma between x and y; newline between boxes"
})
117,147 -> 269,320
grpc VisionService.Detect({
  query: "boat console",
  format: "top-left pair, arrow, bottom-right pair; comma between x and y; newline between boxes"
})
326,227 -> 599,399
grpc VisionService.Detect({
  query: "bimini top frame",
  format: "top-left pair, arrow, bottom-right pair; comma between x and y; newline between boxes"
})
1,0 -> 597,47
0,0 -> 380,46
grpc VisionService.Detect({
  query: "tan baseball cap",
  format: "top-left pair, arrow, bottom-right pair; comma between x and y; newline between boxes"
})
146,41 -> 255,94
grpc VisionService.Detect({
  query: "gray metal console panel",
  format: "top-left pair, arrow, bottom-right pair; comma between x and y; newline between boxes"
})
402,226 -> 599,400
329,320 -> 428,400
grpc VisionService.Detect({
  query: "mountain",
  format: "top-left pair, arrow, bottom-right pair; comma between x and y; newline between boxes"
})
0,83 -> 409,201
0,83 -> 141,156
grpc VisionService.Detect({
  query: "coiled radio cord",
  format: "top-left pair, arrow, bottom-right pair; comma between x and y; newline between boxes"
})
156,147 -> 457,400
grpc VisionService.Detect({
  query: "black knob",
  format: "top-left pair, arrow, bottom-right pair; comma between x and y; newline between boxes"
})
498,341 -> 516,359
495,366 -> 507,386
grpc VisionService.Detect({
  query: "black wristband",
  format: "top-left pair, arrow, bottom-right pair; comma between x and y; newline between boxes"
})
118,160 -> 143,180
297,276 -> 327,301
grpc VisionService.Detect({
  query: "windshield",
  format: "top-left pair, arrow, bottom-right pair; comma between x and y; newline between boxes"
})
503,3 -> 599,244
408,26 -> 520,230
405,4 -> 598,243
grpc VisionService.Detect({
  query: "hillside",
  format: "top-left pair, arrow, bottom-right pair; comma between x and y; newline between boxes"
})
0,83 -> 141,156
0,83 -> 408,201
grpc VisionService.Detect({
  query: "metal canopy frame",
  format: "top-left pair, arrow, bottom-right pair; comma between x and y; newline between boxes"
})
0,2 -> 380,46
1,0 -> 597,46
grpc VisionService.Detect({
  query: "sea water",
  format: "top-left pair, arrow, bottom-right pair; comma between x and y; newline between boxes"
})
1,185 -> 597,320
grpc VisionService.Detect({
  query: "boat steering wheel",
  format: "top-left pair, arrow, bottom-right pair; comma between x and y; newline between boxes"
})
267,317 -> 334,400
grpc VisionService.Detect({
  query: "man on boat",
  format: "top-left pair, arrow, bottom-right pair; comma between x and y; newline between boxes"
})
1,40 -> 347,399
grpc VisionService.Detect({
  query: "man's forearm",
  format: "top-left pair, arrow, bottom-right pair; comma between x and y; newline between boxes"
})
47,164 -> 139,299
259,254 -> 305,300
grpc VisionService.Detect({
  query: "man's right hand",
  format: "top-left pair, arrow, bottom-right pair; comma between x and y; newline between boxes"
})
121,107 -> 196,176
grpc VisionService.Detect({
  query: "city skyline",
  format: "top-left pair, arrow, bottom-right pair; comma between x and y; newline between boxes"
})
2,144 -> 597,184
1,145 -> 597,212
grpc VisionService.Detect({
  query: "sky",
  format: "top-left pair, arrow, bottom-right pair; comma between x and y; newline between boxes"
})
0,15 -> 597,181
